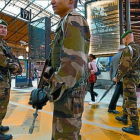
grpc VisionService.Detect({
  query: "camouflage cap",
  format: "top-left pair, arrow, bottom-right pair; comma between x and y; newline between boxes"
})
0,19 -> 8,26
121,30 -> 132,39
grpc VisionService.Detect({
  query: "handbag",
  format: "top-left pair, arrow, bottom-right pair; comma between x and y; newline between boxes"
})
88,63 -> 97,83
89,73 -> 96,83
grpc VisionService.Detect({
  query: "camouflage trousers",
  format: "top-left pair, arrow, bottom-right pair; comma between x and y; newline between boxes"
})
123,76 -> 139,125
0,82 -> 10,127
51,89 -> 85,140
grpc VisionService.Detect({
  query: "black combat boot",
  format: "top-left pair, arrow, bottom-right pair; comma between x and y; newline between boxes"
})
0,126 -> 9,132
115,115 -> 128,125
122,124 -> 140,135
0,131 -> 12,140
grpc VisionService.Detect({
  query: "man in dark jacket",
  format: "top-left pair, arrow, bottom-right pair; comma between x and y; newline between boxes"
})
108,45 -> 125,114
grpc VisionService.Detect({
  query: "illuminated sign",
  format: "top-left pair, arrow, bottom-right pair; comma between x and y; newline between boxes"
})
85,0 -> 120,55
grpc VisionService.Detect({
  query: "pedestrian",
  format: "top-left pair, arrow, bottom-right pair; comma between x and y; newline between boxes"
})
46,0 -> 90,139
0,19 -> 20,139
88,54 -> 98,105
113,30 -> 140,135
108,45 -> 125,114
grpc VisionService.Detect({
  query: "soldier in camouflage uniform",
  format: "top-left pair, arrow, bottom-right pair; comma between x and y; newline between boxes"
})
113,30 -> 140,135
44,0 -> 90,139
0,19 -> 20,140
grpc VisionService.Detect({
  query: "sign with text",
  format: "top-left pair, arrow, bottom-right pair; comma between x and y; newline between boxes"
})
86,0 -> 120,55
20,8 -> 30,20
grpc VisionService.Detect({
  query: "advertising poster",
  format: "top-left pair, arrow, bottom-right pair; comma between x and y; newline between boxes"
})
15,59 -> 28,87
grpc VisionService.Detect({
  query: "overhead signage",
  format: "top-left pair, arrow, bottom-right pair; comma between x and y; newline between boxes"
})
20,8 -> 30,20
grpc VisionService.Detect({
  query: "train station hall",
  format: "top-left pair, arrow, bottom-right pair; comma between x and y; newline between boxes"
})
0,0 -> 140,140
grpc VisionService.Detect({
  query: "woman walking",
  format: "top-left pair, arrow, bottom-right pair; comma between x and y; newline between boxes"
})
88,54 -> 98,105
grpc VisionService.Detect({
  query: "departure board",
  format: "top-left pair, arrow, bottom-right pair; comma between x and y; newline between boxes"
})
30,25 -> 45,59
86,0 -> 120,55
29,17 -> 51,60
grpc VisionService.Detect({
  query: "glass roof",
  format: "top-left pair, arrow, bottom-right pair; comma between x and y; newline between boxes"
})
0,0 -> 86,30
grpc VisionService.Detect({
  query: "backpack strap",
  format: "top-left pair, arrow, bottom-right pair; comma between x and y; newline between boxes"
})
128,45 -> 140,65
128,45 -> 133,58
90,62 -> 93,70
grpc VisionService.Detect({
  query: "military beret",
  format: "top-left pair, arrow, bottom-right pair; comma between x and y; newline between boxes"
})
121,30 -> 132,39
0,19 -> 8,26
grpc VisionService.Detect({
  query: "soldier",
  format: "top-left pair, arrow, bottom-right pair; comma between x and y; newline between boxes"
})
45,0 -> 90,139
0,19 -> 20,139
113,30 -> 140,135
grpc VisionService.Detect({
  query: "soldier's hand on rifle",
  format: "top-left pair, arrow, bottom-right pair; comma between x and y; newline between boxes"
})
43,66 -> 54,84
29,88 -> 49,110
9,62 -> 20,75
113,77 -> 118,83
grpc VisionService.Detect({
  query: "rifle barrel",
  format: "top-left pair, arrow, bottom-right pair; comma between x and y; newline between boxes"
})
29,108 -> 38,134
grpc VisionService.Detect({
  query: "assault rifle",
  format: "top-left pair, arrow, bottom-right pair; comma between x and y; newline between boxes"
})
6,48 -> 22,75
1,46 -> 22,75
98,82 -> 116,102
29,59 -> 50,134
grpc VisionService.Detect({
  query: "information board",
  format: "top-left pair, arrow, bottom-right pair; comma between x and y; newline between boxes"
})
85,0 -> 120,55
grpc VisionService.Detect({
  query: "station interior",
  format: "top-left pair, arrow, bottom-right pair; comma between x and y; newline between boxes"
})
0,0 -> 140,140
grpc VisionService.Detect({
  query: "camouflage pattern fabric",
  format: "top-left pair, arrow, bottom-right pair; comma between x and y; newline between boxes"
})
123,76 -> 139,125
0,39 -> 18,72
0,86 -> 10,126
52,88 -> 85,140
0,38 -> 17,126
48,10 -> 90,140
116,42 -> 140,125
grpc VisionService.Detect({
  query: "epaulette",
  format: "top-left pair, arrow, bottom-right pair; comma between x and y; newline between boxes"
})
68,11 -> 87,20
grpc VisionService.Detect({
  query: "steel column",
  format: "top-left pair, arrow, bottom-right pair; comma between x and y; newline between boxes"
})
28,9 -> 33,87
125,0 -> 131,30
119,0 -> 124,44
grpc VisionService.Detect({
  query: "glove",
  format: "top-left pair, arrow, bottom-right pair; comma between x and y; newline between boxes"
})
43,67 -> 54,86
9,62 -> 19,74
44,67 -> 54,78
29,88 -> 49,109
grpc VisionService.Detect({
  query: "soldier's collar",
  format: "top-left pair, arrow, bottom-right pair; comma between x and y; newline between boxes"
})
55,9 -> 77,33
128,41 -> 135,45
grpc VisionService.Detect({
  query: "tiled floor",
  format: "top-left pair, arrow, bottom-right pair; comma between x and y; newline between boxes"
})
2,79 -> 140,140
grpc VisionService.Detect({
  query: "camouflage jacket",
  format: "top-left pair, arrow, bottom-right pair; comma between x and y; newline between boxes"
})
48,10 -> 90,102
116,42 -> 140,83
0,38 -> 17,83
